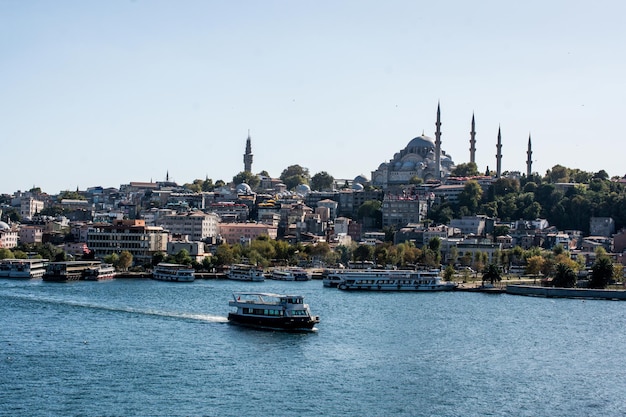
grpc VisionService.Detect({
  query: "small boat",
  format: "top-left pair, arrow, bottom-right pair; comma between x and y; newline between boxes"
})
226,264 -> 265,282
83,263 -> 117,281
328,269 -> 457,291
0,259 -> 48,279
228,292 -> 320,331
152,263 -> 195,282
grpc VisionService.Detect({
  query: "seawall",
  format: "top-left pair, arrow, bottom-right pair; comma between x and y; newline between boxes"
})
506,284 -> 626,300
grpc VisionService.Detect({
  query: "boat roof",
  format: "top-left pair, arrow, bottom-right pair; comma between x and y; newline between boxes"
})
232,292 -> 304,298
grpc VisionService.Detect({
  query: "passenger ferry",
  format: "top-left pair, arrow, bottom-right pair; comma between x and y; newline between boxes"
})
226,264 -> 265,282
228,292 -> 320,331
82,263 -> 117,281
43,261 -> 102,282
270,267 -> 310,281
327,269 -> 457,291
0,259 -> 48,279
152,263 -> 195,282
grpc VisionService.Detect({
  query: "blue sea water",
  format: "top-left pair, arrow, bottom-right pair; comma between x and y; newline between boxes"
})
1,277 -> 626,417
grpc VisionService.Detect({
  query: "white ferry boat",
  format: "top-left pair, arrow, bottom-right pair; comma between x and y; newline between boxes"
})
0,259 -> 48,279
43,261 -> 102,282
228,292 -> 320,331
270,267 -> 310,281
226,264 -> 265,282
83,263 -> 117,281
327,269 -> 457,291
152,263 -> 195,282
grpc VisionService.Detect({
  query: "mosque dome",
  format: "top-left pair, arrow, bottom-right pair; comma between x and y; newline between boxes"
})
0,221 -> 10,231
406,135 -> 435,150
352,182 -> 364,191
353,174 -> 369,184
295,183 -> 311,196
235,183 -> 252,194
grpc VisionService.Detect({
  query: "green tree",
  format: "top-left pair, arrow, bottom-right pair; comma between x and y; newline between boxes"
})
215,243 -> 235,266
451,162 -> 479,177
232,171 -> 260,189
152,252 -> 166,266
458,180 -> 483,214
552,263 -> 577,288
354,244 -> 374,262
482,263 -> 501,285
589,256 -> 613,289
357,200 -> 383,229
311,171 -> 335,191
116,250 -> 133,271
443,264 -> 455,282
280,165 -> 310,190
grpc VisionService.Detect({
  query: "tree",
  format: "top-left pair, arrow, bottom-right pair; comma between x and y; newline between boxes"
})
458,180 -> 483,214
589,256 -> 613,289
232,171 -> 260,189
353,244 -> 374,262
482,263 -> 501,285
451,162 -> 479,177
116,250 -> 133,271
280,165 -> 310,190
357,200 -> 382,229
552,263 -> 577,288
526,255 -> 545,276
443,264 -> 455,282
215,243 -> 235,266
311,171 -> 334,191
152,252 -> 166,266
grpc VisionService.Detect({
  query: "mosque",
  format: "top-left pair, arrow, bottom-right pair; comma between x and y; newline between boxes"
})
371,104 -> 454,187
370,104 -> 533,188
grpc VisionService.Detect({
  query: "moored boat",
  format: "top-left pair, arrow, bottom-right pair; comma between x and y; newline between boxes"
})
269,267 -> 310,281
43,261 -> 102,282
228,292 -> 320,331
152,263 -> 195,282
0,259 -> 48,279
328,269 -> 457,291
226,264 -> 265,282
83,263 -> 117,281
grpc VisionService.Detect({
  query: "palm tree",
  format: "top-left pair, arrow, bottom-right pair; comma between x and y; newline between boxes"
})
552,263 -> 577,288
482,263 -> 501,286
589,256 -> 613,289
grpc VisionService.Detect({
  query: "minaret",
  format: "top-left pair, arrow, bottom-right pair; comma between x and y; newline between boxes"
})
495,126 -> 502,178
243,130 -> 253,173
469,113 -> 476,164
526,134 -> 533,177
435,102 -> 442,180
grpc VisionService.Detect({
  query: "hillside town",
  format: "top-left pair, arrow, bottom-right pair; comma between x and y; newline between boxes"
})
2,106 -> 626,284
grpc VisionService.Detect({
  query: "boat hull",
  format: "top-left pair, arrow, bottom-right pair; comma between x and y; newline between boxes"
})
228,313 -> 319,331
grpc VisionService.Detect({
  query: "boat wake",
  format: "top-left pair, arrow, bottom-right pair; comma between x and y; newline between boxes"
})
1,291 -> 229,323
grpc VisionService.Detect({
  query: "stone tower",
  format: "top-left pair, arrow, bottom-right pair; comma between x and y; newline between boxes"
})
469,113 -> 476,164
243,130 -> 253,173
435,103 -> 442,180
495,126 -> 502,178
526,134 -> 533,177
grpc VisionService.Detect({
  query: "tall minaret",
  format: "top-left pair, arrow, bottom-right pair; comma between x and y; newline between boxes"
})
526,134 -> 533,177
495,126 -> 502,178
435,102 -> 442,180
469,113 -> 476,164
243,130 -> 253,173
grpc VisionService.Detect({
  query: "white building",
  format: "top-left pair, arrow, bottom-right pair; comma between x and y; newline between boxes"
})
160,211 -> 220,242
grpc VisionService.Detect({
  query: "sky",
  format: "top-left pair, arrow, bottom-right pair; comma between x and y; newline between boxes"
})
2,0 -> 625,194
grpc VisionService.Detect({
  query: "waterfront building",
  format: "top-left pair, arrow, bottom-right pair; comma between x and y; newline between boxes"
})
160,211 -> 220,242
18,225 -> 43,245
87,219 -> 168,265
218,222 -> 278,244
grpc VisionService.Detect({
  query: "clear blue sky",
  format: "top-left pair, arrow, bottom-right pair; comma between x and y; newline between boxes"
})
2,0 -> 625,194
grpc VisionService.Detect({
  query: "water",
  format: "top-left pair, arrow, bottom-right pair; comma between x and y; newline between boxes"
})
1,278 -> 626,417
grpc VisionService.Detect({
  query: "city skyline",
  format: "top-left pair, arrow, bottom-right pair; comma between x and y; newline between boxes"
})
2,1 -> 625,194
